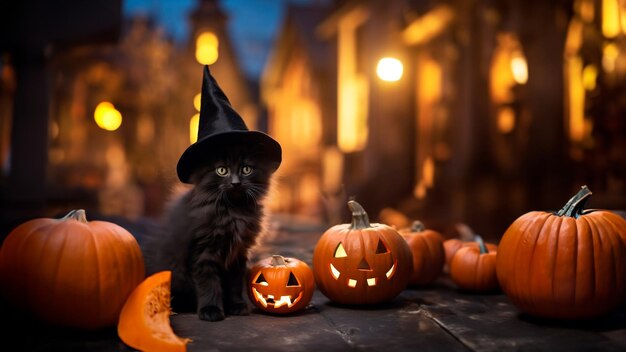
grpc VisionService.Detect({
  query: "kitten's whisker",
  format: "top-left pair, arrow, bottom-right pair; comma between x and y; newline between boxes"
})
245,189 -> 261,210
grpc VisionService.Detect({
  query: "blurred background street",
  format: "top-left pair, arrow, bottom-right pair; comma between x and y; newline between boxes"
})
1,0 -> 626,242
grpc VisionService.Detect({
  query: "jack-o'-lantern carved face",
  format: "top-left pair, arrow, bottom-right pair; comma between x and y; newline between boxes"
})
329,236 -> 397,288
248,255 -> 314,314
313,201 -> 413,305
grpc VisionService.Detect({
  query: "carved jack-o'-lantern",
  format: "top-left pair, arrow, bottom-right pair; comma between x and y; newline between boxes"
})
248,255 -> 314,314
313,201 -> 413,305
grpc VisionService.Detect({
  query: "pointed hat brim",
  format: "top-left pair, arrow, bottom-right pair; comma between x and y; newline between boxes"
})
176,65 -> 282,183
177,130 -> 281,183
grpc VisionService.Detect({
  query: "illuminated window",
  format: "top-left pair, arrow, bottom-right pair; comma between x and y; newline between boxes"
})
337,11 -> 369,153
602,0 -> 620,38
490,33 -> 527,134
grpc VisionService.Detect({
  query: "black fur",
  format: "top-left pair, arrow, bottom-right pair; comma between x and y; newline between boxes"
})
142,144 -> 276,321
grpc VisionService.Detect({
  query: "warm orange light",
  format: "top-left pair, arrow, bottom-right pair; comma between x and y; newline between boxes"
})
50,121 -> 59,139
510,51 -> 528,85
422,157 -> 434,188
376,57 -> 404,82
622,5 -> 626,34
402,5 -> 455,45
497,107 -> 516,134
190,113 -> 200,144
94,101 -> 122,131
322,147 -> 344,194
413,181 -> 427,200
338,78 -> 368,152
603,43 -> 619,72
195,32 -> 219,65
602,0 -> 621,38
490,33 -> 521,102
580,0 -> 595,23
582,65 -> 598,90
193,93 -> 201,111
568,57 -> 585,142
337,16 -> 368,153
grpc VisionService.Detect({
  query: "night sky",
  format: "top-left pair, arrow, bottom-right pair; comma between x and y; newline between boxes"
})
124,0 -> 314,80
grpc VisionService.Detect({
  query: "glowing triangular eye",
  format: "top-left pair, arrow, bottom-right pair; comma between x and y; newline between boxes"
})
287,272 -> 300,287
376,239 -> 389,254
334,243 -> 348,258
255,273 -> 268,286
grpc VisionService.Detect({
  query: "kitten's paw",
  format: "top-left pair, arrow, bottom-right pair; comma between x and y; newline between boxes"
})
226,302 -> 250,316
198,305 -> 225,321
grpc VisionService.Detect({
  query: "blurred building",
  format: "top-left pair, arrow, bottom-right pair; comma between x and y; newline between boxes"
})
2,0 -> 625,241
0,0 -> 256,232
262,5 -> 337,221
263,0 -> 626,239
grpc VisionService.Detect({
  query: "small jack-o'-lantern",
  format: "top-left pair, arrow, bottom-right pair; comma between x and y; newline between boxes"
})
313,201 -> 413,305
248,255 -> 314,314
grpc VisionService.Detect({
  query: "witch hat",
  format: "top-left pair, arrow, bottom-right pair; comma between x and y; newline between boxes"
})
176,65 -> 282,183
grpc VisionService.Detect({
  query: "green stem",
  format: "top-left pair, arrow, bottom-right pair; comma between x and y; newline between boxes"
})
62,209 -> 88,223
271,255 -> 287,266
410,220 -> 425,232
556,186 -> 592,218
347,200 -> 371,229
475,235 -> 488,254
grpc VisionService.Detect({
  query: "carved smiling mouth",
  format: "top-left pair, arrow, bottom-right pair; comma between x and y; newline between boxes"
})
252,288 -> 303,309
329,261 -> 397,287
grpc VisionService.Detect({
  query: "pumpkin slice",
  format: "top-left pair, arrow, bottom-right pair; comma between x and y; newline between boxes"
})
118,271 -> 190,352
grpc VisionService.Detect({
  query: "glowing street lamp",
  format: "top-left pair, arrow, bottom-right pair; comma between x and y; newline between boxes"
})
376,57 -> 404,82
94,101 -> 122,131
195,31 -> 219,65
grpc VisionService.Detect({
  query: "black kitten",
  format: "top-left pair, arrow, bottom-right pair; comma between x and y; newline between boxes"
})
143,143 -> 276,321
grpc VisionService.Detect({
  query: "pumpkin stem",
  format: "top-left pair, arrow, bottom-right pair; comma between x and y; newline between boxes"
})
271,255 -> 287,266
347,200 -> 371,229
556,185 -> 592,218
410,220 -> 425,232
62,209 -> 88,223
475,235 -> 488,254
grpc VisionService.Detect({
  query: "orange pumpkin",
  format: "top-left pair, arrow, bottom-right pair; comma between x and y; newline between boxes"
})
497,186 -> 626,319
0,209 -> 144,329
444,239 -> 497,272
449,236 -> 498,292
313,200 -> 413,305
399,221 -> 445,285
443,239 -> 464,270
118,271 -> 189,352
248,255 -> 315,314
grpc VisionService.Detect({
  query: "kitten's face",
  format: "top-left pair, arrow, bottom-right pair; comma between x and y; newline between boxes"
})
191,144 -> 275,207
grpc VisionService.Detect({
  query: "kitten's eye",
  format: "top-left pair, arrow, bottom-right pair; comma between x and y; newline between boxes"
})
241,166 -> 253,176
216,167 -> 229,177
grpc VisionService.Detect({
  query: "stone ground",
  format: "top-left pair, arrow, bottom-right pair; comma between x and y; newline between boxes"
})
2,216 -> 626,351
